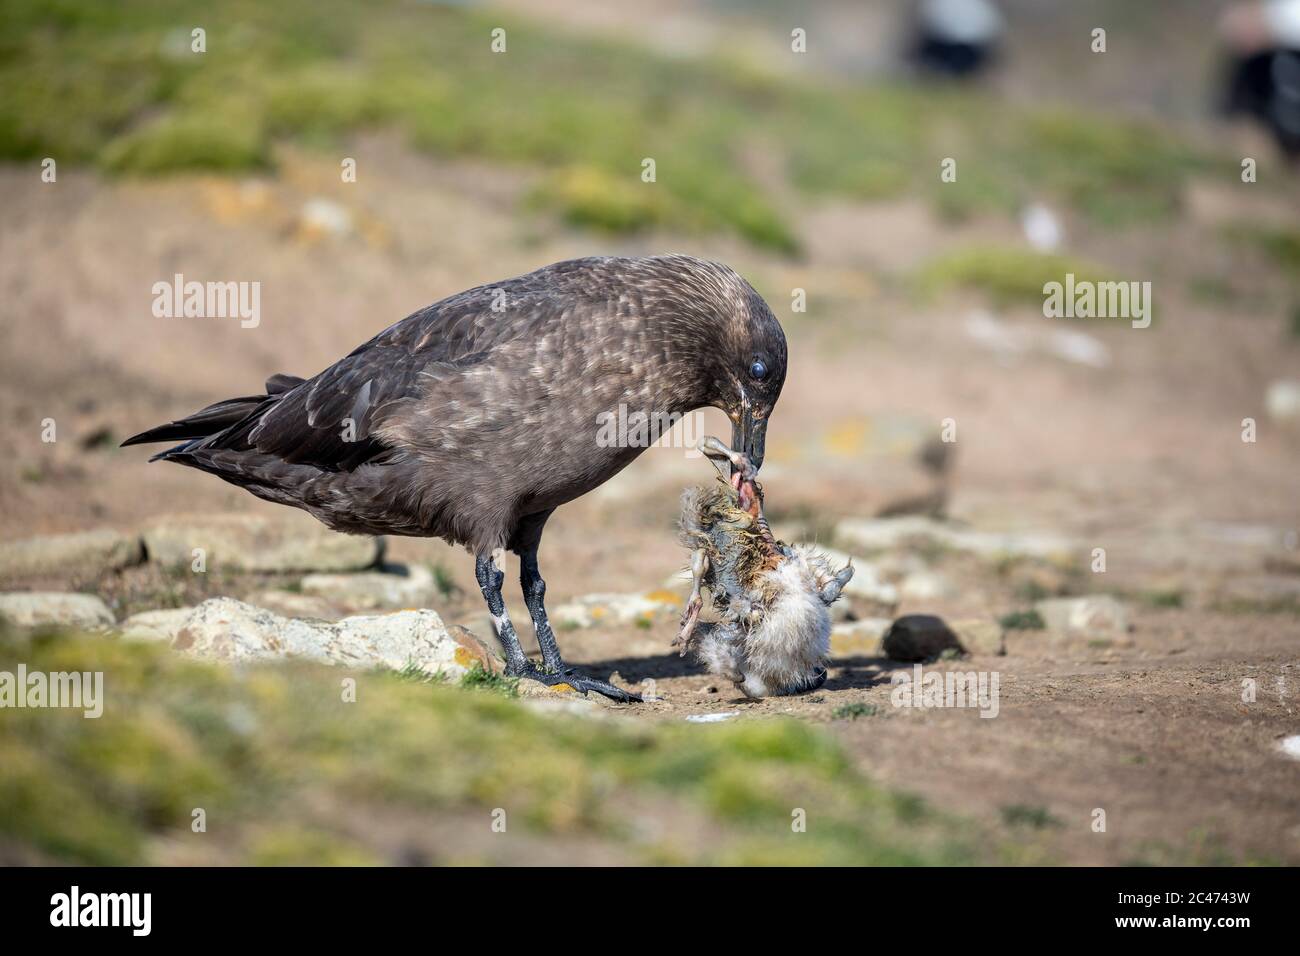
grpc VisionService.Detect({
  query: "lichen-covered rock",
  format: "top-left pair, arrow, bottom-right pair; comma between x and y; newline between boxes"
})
447,625 -> 506,675
0,530 -> 144,580
553,590 -> 681,628
515,680 -> 609,718
300,563 -> 436,611
0,592 -> 115,629
142,512 -> 380,573
171,597 -> 498,678
516,676 -> 580,698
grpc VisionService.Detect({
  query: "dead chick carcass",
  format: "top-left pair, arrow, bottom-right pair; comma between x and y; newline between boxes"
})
675,436 -> 853,698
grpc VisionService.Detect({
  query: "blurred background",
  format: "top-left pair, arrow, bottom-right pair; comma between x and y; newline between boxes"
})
1,0 -> 1298,866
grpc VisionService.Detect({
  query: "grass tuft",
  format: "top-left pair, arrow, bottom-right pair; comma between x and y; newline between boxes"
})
831,702 -> 877,721
459,663 -> 519,697
916,246 -> 1111,309
1000,803 -> 1063,830
0,628 -> 993,864
999,609 -> 1046,631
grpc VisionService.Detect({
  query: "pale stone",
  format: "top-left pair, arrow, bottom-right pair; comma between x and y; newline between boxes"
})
0,530 -> 143,580
830,617 -> 891,655
1034,595 -> 1128,635
900,569 -> 956,601
1265,380 -> 1300,423
118,607 -> 196,642
836,516 -> 1075,562
143,512 -> 379,573
0,592 -> 115,629
171,597 -> 496,679
248,590 -> 341,621
819,548 -> 900,606
948,618 -> 1005,656
300,563 -> 436,610
553,590 -> 681,628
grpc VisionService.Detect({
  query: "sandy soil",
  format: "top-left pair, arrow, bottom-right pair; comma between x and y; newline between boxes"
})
551,610 -> 1299,865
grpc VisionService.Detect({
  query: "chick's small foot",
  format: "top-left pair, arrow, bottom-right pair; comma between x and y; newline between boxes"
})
508,661 -> 643,703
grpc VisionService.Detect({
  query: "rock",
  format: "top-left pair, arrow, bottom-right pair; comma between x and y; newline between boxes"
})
899,569 -> 956,601
834,617 -> 893,637
1034,595 -> 1127,635
457,613 -> 503,650
143,512 -> 380,573
171,597 -> 498,679
881,614 -> 963,662
552,590 -> 681,628
830,617 -> 891,656
963,310 -> 1109,369
296,197 -> 353,241
248,590 -> 341,621
447,625 -> 506,675
516,677 -> 559,697
0,530 -> 144,580
0,592 -> 115,629
836,516 -> 1075,562
948,618 -> 1005,656
300,563 -> 436,611
515,677 -> 622,714
877,615 -> 1002,659
1021,202 -> 1063,252
1048,328 -> 1110,369
118,607 -> 195,642
836,516 -> 953,551
514,672 -> 637,707
1265,380 -> 1300,424
874,551 -> 929,577
516,677 -> 582,698
819,548 -> 899,607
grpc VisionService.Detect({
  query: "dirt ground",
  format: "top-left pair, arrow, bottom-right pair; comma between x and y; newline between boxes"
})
3,134 -> 1297,864
2,2 -> 1299,865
